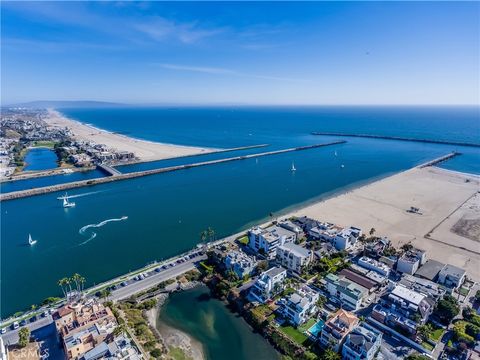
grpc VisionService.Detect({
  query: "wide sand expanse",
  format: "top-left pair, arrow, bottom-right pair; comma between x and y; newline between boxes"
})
289,166 -> 480,281
45,109 -> 214,162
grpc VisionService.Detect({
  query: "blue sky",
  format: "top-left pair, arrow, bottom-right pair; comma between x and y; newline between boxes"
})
1,1 -> 479,105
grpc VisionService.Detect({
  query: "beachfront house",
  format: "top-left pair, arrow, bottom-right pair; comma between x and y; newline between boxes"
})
438,264 -> 466,289
279,286 -> 320,326
275,242 -> 313,274
357,256 -> 391,277
396,248 -> 426,275
248,267 -> 287,303
319,309 -> 359,352
308,224 -> 361,250
371,284 -> 432,336
324,273 -> 368,311
224,250 -> 257,279
248,225 -> 296,259
341,322 -> 382,360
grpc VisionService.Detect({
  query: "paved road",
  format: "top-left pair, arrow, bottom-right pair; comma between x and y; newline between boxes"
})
110,255 -> 206,301
1,315 -> 53,346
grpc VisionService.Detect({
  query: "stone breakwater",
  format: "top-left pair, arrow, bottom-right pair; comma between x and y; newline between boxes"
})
312,132 -> 480,148
0,141 -> 346,201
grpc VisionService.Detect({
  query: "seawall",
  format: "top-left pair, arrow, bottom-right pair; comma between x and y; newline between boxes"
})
311,132 -> 480,148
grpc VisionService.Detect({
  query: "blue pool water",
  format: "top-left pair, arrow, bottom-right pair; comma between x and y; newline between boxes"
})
308,320 -> 325,337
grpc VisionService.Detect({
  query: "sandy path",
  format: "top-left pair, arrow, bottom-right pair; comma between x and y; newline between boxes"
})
44,109 -> 215,162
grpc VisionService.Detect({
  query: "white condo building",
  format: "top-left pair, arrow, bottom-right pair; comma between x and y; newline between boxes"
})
276,242 -> 313,273
248,225 -> 296,259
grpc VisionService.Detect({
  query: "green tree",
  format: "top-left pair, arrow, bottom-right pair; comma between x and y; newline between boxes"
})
322,348 -> 341,360
150,349 -> 162,358
405,354 -> 430,360
434,295 -> 460,325
57,277 -> 70,299
417,323 -> 433,340
18,327 -> 30,348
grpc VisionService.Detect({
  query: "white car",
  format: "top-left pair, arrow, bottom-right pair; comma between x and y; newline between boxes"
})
12,321 -> 19,330
1,327 -> 6,334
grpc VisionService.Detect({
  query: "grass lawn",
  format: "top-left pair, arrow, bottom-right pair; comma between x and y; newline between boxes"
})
459,287 -> 469,296
421,341 -> 434,351
32,140 -> 57,148
298,318 -> 317,333
237,235 -> 249,245
279,325 -> 309,345
168,347 -> 192,360
430,328 -> 444,342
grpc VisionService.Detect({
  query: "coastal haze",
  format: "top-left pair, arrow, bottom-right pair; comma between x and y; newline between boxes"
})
1,2 -> 479,360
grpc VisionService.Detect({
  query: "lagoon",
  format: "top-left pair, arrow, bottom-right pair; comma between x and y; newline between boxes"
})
24,148 -> 58,171
158,286 -> 279,360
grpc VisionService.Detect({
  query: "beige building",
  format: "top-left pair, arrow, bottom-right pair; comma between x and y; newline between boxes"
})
319,309 -> 359,352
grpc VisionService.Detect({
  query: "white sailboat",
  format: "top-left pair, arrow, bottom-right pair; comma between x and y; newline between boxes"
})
28,234 -> 37,246
62,192 -> 76,208
334,150 -> 338,156
341,164 -> 345,168
291,162 -> 296,172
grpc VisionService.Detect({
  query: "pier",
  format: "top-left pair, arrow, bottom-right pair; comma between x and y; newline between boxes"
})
311,132 -> 480,148
417,151 -> 461,168
97,163 -> 122,176
0,140 -> 346,201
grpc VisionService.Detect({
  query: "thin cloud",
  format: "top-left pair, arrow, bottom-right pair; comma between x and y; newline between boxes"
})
159,64 -> 235,75
157,63 -> 309,83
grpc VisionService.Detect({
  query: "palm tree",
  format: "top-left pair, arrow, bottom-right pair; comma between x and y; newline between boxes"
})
200,230 -> 208,243
72,273 -> 81,292
369,227 -> 376,236
57,278 -> 69,299
207,227 -> 216,241
78,275 -> 86,293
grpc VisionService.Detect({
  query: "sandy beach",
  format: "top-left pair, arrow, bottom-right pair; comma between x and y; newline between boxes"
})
288,166 -> 480,281
44,109 -> 214,162
145,293 -> 205,360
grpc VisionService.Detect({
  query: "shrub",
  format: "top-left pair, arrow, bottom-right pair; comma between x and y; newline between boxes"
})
150,348 -> 162,358
18,327 -> 30,348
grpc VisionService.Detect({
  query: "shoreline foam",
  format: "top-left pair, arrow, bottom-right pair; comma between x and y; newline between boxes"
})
44,109 -> 215,162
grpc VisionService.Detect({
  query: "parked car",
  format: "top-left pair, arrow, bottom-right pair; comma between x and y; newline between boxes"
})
121,282 -> 127,287
155,267 -> 161,272
1,327 -> 6,334
20,320 -> 27,326
30,316 -> 37,323
43,310 -> 49,317
12,322 -> 19,330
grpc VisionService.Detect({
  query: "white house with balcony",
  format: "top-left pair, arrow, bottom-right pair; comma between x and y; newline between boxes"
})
248,267 -> 287,303
224,250 -> 257,279
357,256 -> 391,277
248,225 -> 297,259
280,286 -> 319,326
341,322 -> 382,360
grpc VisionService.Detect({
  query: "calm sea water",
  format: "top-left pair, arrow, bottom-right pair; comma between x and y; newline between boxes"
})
159,286 -> 279,360
1,106 -> 479,318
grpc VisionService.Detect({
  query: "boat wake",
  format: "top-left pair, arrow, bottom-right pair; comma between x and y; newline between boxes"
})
57,190 -> 105,200
78,216 -> 128,245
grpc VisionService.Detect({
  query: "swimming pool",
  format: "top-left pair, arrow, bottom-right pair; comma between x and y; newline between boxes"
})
307,320 -> 325,337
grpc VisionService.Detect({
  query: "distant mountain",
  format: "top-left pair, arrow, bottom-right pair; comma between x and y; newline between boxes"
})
5,100 -> 126,109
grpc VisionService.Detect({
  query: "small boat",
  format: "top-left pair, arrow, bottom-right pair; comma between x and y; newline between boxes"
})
341,164 -> 345,168
121,216 -> 128,220
62,193 -> 76,208
28,234 -> 37,246
334,150 -> 338,156
291,162 -> 296,172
